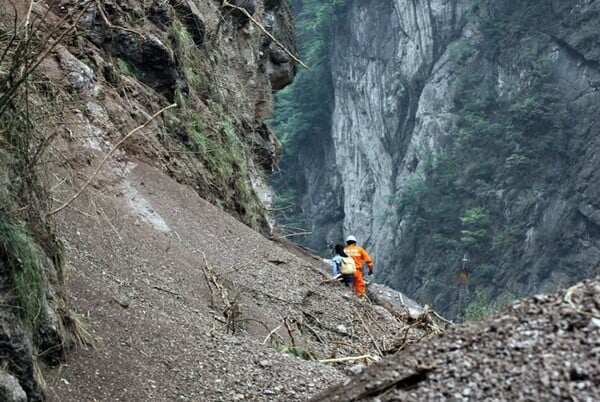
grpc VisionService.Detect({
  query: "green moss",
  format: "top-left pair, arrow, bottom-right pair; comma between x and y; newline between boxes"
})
116,58 -> 135,76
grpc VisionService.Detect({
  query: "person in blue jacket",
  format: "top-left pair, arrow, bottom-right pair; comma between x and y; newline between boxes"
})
331,244 -> 355,288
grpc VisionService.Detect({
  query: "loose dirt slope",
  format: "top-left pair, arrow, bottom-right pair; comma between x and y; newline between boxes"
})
42,152 -> 600,402
6,2 -> 596,401
312,277 -> 600,401
43,155 -> 433,401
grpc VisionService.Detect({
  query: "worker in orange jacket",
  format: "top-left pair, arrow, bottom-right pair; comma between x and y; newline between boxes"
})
344,235 -> 374,297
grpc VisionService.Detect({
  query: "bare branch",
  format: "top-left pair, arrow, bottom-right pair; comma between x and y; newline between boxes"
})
0,1 -> 95,113
318,354 -> 374,364
95,0 -> 146,39
355,307 -> 383,356
47,103 -> 177,216
564,283 -> 600,318
262,324 -> 283,345
222,0 -> 309,70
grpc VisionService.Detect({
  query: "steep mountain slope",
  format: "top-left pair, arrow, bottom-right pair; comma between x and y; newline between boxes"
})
0,2 -> 436,399
1,2 -> 598,401
290,0 -> 600,319
42,157 -> 430,401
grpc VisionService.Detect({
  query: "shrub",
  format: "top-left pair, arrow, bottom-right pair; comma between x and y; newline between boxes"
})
464,289 -> 495,321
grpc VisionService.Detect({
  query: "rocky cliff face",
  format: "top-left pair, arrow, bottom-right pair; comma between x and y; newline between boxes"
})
299,0 -> 471,253
0,0 -> 296,399
299,0 -> 600,318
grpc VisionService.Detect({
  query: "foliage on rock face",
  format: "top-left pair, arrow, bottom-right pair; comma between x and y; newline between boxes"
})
394,0 -> 573,320
270,0 -> 350,234
166,19 -> 265,229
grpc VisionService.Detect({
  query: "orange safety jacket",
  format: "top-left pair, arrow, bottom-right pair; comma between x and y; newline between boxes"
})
344,244 -> 373,272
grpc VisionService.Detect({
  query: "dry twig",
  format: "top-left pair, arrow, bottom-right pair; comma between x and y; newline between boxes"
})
263,324 -> 283,345
198,252 -> 246,334
47,103 -> 177,216
564,283 -> 600,318
354,364 -> 437,400
95,0 -> 146,38
222,0 -> 309,69
431,310 -> 453,325
318,354 -> 374,364
0,1 -> 94,113
299,314 -> 325,344
355,307 -> 383,356
284,316 -> 296,347
151,285 -> 180,296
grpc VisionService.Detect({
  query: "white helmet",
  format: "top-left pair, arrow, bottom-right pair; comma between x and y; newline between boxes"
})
346,235 -> 357,243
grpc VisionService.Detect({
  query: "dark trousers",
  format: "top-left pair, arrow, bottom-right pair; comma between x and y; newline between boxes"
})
341,274 -> 355,287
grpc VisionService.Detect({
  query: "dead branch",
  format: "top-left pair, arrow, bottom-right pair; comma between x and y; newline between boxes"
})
302,310 -> 323,327
302,276 -> 344,303
318,354 -> 374,364
49,197 -> 92,217
0,1 -> 94,113
47,103 -> 177,216
222,0 -> 309,70
263,324 -> 283,345
97,206 -> 123,241
218,261 -> 253,277
354,364 -> 437,400
266,204 -> 295,212
418,305 -> 444,335
238,317 -> 270,333
95,0 -> 146,38
22,1 -> 35,41
299,314 -> 326,344
355,307 -> 383,356
198,252 -> 245,334
200,252 -> 231,309
430,310 -> 454,325
384,305 -> 444,355
564,283 -> 600,318
224,295 -> 242,334
199,254 -> 216,308
301,321 -> 325,344
281,231 -> 312,238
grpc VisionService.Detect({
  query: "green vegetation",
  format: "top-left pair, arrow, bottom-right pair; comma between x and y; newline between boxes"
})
0,217 -> 47,328
278,344 -> 314,360
460,207 -> 490,252
165,21 -> 264,228
115,57 -> 135,76
191,115 -> 253,203
172,21 -> 207,96
394,0 -> 569,319
463,289 -> 497,321
464,288 -> 516,321
166,103 -> 261,224
270,0 -> 350,234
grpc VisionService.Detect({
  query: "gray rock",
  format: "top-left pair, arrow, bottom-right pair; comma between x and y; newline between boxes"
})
0,373 -> 27,402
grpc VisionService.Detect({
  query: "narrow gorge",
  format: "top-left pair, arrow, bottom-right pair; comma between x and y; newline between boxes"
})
281,0 -> 600,319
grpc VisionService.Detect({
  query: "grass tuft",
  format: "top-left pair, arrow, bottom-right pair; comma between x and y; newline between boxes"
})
0,216 -> 47,328
61,309 -> 97,349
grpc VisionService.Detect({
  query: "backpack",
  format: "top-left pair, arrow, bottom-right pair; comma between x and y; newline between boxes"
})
340,256 -> 356,275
